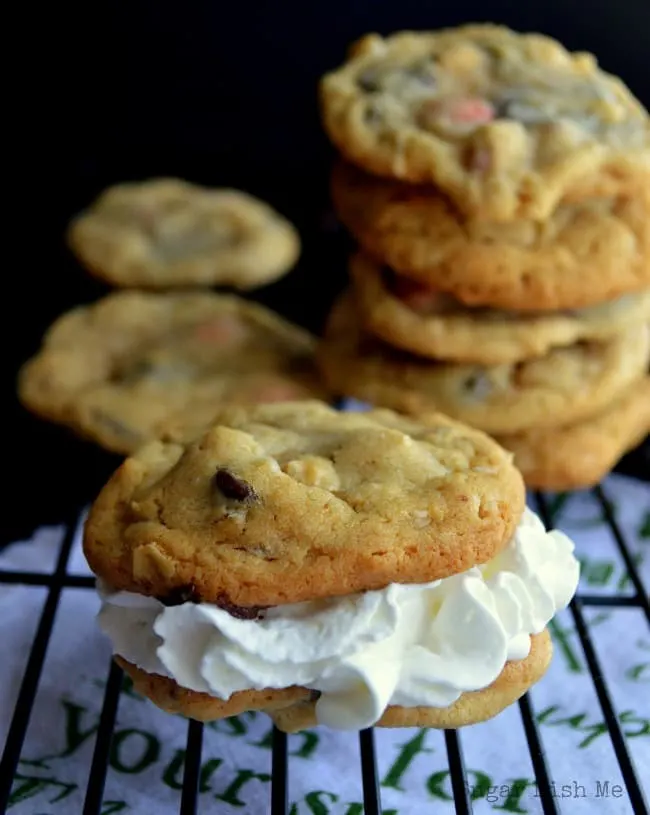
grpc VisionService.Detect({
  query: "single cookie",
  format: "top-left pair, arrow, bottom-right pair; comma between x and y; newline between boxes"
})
333,161 -> 650,310
270,629 -> 551,732
18,291 -> 325,454
84,400 -> 525,606
67,178 -> 300,289
317,293 -> 650,434
350,253 -> 650,364
497,379 -> 650,490
321,25 -> 650,222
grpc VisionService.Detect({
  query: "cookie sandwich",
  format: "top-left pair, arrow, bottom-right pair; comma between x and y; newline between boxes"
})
85,401 -> 580,731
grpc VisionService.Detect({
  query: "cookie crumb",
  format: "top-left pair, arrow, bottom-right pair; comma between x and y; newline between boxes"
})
412,510 -> 432,529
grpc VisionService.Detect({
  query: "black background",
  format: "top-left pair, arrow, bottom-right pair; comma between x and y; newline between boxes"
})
6,1 -> 649,543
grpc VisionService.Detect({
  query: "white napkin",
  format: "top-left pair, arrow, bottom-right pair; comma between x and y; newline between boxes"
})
1,474 -> 648,815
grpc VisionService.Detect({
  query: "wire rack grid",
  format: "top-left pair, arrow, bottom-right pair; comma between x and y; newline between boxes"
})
0,483 -> 648,815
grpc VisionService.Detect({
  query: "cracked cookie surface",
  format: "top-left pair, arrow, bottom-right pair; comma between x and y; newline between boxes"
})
350,252 -> 650,364
18,291 -> 325,454
321,25 -> 650,222
317,292 -> 650,434
67,178 -> 300,289
83,400 -> 525,606
333,161 -> 650,310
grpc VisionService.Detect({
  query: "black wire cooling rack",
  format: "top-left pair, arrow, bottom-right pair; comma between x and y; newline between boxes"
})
1,483 -> 648,815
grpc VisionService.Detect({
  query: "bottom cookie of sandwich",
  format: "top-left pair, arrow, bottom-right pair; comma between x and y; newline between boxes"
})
270,629 -> 551,732
116,629 -> 551,732
115,657 -> 314,719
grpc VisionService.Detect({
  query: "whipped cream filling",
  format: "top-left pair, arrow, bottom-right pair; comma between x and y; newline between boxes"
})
97,507 -> 579,730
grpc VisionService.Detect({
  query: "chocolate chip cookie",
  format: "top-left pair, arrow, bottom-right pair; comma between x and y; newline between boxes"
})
317,292 -> 650,434
321,25 -> 650,222
84,400 -> 525,605
67,178 -> 300,289
350,252 -> 650,364
334,161 -> 650,310
18,291 -> 325,454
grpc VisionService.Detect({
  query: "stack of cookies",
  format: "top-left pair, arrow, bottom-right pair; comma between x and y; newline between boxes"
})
85,400 -> 580,732
317,24 -> 650,490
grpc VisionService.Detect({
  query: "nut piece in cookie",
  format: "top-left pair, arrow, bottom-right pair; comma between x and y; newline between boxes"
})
67,178 -> 300,289
87,402 -> 579,730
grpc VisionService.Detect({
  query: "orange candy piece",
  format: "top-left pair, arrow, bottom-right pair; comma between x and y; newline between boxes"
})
193,315 -> 248,345
392,277 -> 443,313
444,97 -> 495,125
418,97 -> 495,134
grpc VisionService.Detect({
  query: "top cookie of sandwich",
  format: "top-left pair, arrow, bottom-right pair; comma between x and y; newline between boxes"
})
83,401 -> 525,606
321,25 -> 650,222
67,178 -> 300,289
18,291 -> 325,454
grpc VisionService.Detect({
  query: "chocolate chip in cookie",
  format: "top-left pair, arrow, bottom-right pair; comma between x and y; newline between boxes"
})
462,372 -> 494,400
214,469 -> 258,502
158,583 -> 201,606
215,593 -> 269,620
403,58 -> 438,88
357,67 -> 383,93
